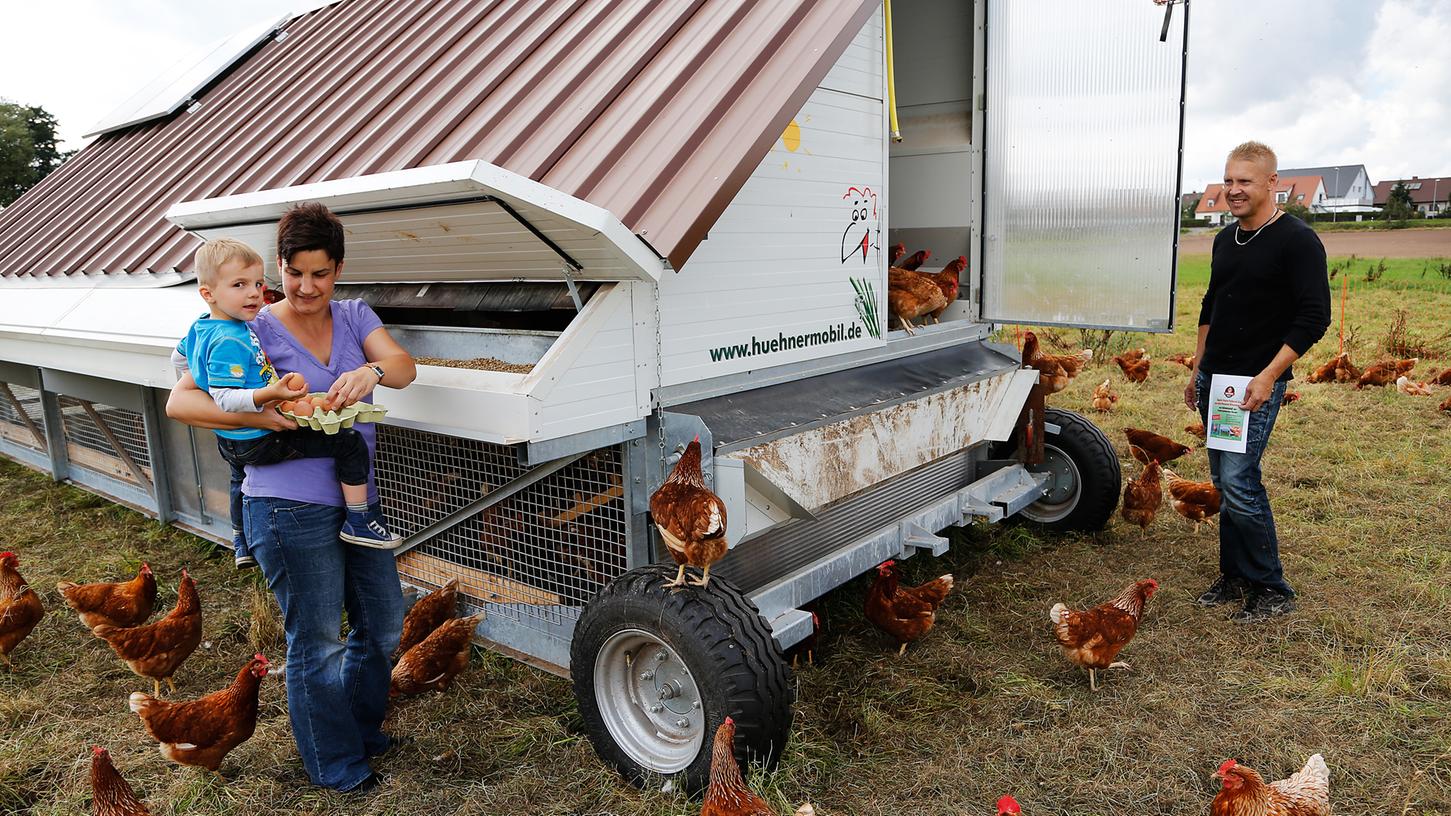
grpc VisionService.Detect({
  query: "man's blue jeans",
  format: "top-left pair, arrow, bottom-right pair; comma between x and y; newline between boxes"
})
244,496 -> 404,791
1194,371 -> 1294,596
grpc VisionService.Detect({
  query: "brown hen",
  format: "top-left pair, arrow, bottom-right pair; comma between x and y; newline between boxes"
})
887,268 -> 948,334
1211,754 -> 1330,816
898,248 -> 930,271
129,653 -> 269,773
1120,459 -> 1162,530
1090,379 -> 1119,413
864,560 -> 954,656
93,570 -> 202,696
1356,357 -> 1416,389
90,746 -> 153,816
1113,353 -> 1151,384
650,436 -> 729,588
390,613 -> 484,697
1023,331 -> 1093,394
58,562 -> 156,630
0,551 -> 45,670
1049,578 -> 1158,691
394,578 -> 458,660
1429,367 -> 1451,386
1124,428 -> 1193,464
1163,468 -> 1220,533
700,716 -> 777,816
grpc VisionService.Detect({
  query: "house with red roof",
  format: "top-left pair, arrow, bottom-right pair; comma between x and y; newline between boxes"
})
1372,176 -> 1450,215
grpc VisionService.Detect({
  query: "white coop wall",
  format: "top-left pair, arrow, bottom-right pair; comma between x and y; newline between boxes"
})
659,9 -> 887,387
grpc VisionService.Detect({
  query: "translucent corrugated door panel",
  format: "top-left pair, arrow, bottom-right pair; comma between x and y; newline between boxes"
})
982,0 -> 1186,330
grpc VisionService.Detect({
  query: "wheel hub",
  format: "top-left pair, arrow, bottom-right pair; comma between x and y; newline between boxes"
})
594,629 -> 705,772
1019,442 -> 1083,523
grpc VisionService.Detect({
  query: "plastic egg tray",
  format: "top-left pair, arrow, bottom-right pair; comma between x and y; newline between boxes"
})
280,393 -> 388,435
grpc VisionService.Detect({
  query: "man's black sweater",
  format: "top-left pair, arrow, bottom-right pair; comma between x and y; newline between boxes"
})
1198,213 -> 1331,382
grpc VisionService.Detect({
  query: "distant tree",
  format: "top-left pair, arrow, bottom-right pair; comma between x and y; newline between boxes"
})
1182,193 -> 1202,220
0,101 -> 73,206
1282,201 -> 1312,223
1385,181 -> 1414,223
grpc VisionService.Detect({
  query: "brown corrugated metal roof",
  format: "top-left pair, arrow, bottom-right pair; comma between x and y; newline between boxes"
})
0,0 -> 876,285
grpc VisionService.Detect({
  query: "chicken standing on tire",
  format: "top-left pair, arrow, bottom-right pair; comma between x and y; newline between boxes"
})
650,436 -> 729,588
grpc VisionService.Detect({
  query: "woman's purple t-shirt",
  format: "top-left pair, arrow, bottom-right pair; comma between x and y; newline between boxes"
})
243,299 -> 382,506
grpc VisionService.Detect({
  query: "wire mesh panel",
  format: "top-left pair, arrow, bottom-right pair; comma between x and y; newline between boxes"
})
376,426 -> 627,642
57,396 -> 153,488
0,383 -> 46,452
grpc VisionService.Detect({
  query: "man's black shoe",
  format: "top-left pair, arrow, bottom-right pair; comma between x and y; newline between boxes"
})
1196,574 -> 1249,607
348,772 -> 385,795
1231,588 -> 1296,622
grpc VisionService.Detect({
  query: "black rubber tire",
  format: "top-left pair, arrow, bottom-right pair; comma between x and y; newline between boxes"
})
570,564 -> 793,794
1016,407 -> 1121,532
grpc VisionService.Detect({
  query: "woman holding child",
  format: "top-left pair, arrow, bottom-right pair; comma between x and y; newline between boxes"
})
167,202 -> 415,794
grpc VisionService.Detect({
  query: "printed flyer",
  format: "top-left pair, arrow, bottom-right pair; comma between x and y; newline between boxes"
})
1206,373 -> 1253,453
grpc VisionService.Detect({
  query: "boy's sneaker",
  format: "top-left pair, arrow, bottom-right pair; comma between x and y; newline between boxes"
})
234,554 -> 259,570
1231,588 -> 1296,622
1195,574 -> 1249,606
341,509 -> 401,549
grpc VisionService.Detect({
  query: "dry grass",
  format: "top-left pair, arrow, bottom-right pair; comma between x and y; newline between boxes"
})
2,256 -> 1450,815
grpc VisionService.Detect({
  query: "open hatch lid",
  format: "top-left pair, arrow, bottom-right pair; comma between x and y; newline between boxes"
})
167,160 -> 667,284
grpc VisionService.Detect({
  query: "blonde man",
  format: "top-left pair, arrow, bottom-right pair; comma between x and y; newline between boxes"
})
1184,142 -> 1330,621
174,238 -> 399,569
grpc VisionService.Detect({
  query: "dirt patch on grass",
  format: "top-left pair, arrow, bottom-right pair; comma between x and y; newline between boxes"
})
1181,226 -> 1451,258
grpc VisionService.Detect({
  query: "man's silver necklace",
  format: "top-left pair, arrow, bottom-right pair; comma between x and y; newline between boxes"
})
1234,209 -> 1282,246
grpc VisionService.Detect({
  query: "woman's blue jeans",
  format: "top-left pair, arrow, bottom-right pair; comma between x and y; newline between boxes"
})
243,496 -> 404,791
1194,371 -> 1294,596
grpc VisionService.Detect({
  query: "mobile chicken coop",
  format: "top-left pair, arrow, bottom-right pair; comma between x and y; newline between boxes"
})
0,0 -> 1187,790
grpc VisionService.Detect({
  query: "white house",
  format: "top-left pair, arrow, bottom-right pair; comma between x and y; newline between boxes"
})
1279,164 -> 1374,213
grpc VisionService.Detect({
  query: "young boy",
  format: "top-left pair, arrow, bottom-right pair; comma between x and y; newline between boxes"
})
175,238 -> 399,568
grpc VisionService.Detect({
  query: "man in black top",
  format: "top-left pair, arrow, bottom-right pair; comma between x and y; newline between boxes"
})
1183,141 -> 1331,622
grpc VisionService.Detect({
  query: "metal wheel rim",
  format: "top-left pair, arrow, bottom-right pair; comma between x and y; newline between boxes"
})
593,628 -> 705,773
1018,443 -> 1081,523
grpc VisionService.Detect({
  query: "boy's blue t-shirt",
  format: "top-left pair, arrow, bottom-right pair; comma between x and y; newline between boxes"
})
176,315 -> 275,441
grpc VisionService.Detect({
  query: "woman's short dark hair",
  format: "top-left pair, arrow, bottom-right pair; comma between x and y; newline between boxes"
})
276,202 -> 345,265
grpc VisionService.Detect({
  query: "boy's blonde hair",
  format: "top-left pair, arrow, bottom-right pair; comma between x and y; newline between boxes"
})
1226,141 -> 1277,172
194,238 -> 264,288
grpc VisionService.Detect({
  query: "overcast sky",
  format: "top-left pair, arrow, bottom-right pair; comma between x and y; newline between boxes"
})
2,0 -> 1448,193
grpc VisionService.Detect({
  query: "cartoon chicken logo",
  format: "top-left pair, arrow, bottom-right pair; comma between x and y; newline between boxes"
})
840,186 -> 878,264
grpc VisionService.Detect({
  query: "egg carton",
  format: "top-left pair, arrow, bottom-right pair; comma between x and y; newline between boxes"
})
280,393 -> 389,435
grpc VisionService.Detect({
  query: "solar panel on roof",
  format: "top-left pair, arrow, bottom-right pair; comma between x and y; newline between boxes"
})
83,12 -> 292,139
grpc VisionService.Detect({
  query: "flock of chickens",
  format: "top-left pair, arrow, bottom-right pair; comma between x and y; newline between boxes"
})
647,395 -> 1327,813
1305,350 -> 1451,410
0,550 -> 482,813
885,245 -> 966,334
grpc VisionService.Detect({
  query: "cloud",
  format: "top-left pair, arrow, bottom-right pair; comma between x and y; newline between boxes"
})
1183,0 -> 1451,190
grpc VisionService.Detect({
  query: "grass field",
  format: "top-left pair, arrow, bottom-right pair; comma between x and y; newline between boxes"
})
2,256 -> 1449,815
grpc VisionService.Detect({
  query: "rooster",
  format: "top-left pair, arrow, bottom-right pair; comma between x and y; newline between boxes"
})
864,560 -> 954,656
1120,459 -> 1162,531
1113,352 -> 1151,384
93,570 -> 202,696
129,653 -> 269,773
1090,379 -> 1118,413
1124,428 -> 1193,465
394,578 -> 458,661
701,716 -> 777,816
650,436 -> 729,588
58,562 -> 156,630
1049,578 -> 1158,691
0,551 -> 44,670
1163,469 -> 1220,533
1395,375 -> 1434,396
887,269 -> 948,334
1022,331 -> 1093,393
390,613 -> 483,697
89,746 -> 153,816
1355,357 -> 1416,389
898,248 -> 930,271
1211,754 -> 1331,816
